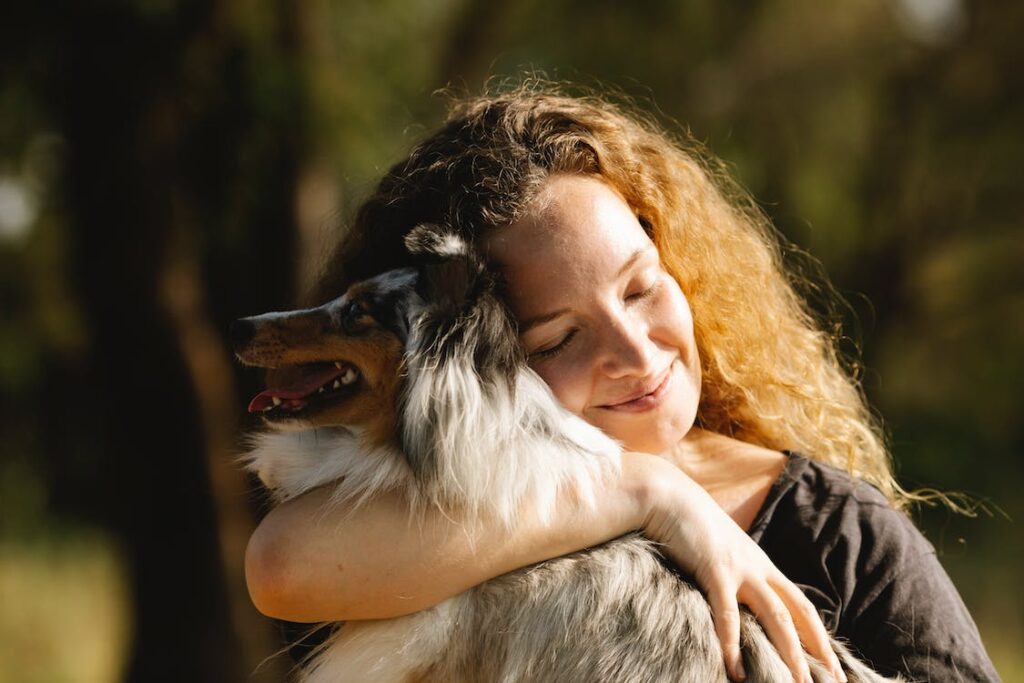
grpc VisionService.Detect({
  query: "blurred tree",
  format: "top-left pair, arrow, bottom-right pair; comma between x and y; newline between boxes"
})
2,0 -> 314,679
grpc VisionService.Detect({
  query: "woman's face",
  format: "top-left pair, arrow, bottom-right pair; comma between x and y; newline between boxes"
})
486,174 -> 701,455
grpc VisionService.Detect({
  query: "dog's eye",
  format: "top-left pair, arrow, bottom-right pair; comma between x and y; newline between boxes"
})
345,300 -> 369,322
339,299 -> 374,334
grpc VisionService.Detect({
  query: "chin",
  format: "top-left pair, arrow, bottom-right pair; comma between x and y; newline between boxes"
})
604,391 -> 699,455
618,422 -> 691,455
596,408 -> 693,455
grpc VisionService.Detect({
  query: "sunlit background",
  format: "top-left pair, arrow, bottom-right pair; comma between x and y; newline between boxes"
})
1,0 -> 1021,681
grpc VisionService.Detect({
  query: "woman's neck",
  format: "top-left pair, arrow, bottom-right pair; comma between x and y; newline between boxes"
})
667,428 -> 787,531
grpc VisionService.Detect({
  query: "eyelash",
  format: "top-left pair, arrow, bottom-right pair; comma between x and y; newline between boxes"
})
530,329 -> 578,361
626,279 -> 660,303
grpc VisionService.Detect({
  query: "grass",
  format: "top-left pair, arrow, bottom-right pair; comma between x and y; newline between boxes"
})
0,533 -> 130,683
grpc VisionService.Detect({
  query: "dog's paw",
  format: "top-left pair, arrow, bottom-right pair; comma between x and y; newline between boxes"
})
405,223 -> 468,259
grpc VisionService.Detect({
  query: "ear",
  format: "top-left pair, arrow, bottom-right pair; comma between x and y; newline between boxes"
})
404,223 -> 469,261
405,223 -> 479,312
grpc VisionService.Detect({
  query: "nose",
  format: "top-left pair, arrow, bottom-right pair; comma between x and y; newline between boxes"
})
229,318 -> 257,352
598,312 -> 654,379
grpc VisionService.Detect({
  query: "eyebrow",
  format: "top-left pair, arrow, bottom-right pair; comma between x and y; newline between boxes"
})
519,308 -> 572,335
616,245 -> 654,278
518,245 -> 655,334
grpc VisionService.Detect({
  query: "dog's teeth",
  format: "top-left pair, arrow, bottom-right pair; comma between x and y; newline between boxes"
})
341,368 -> 357,385
272,397 -> 282,406
261,406 -> 274,412
333,379 -> 341,389
318,386 -> 325,393
334,362 -> 343,369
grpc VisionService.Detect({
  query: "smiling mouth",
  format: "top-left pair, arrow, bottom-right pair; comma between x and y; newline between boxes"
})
600,363 -> 674,410
248,361 -> 362,420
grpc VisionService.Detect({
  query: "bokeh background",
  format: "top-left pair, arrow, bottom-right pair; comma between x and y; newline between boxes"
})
1,0 -> 1021,681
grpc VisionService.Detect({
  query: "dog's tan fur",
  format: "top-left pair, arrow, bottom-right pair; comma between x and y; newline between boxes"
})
243,316 -> 405,449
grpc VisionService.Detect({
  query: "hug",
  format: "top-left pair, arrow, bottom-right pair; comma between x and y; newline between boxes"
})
240,85 -> 999,682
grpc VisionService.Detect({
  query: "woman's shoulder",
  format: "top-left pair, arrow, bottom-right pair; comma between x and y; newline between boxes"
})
751,453 -> 929,556
749,452 -> 940,638
751,453 -> 938,603
753,453 -> 1000,681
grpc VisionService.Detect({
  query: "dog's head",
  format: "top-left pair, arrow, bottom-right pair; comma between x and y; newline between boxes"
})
231,267 -> 419,444
231,224 -> 519,447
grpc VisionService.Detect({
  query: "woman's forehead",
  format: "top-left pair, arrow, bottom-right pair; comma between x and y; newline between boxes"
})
484,175 -> 655,310
487,175 -> 649,257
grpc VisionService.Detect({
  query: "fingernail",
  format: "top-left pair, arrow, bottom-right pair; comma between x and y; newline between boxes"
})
836,669 -> 848,683
735,659 -> 746,681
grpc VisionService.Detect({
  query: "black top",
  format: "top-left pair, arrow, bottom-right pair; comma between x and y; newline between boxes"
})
752,454 -> 1000,682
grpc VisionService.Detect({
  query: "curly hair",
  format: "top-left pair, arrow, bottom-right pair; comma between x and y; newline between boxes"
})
310,82 -> 902,505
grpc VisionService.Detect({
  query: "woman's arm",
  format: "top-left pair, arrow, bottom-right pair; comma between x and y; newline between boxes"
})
246,453 -> 652,622
247,451 -> 843,683
831,490 -> 1000,680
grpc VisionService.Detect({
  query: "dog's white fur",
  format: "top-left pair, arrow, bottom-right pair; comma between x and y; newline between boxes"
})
399,352 -> 620,526
243,429 -> 411,512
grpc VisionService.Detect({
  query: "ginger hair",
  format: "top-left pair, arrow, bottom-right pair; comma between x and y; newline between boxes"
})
312,82 -> 902,505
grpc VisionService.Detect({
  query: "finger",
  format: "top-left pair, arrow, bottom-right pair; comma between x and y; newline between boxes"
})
772,579 -> 846,683
707,581 -> 745,681
743,584 -> 812,683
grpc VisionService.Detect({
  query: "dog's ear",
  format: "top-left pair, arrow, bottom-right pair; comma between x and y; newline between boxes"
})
404,223 -> 480,312
404,223 -> 469,262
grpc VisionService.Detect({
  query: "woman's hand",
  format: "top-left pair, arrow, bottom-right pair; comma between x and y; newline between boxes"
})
628,452 -> 846,683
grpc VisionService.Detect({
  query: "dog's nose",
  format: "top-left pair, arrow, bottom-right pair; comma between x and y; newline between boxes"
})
230,318 -> 257,351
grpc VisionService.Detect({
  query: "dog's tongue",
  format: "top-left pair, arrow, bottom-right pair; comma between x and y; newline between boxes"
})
247,365 -> 346,413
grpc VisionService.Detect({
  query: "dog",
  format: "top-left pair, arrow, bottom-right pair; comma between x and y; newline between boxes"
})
232,224 -> 901,683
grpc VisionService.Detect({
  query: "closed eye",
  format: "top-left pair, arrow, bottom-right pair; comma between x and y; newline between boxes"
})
626,279 -> 661,303
529,328 -> 578,361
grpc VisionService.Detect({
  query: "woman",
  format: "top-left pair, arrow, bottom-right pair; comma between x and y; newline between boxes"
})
246,86 -> 998,682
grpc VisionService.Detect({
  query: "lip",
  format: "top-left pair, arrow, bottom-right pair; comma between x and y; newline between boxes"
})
599,363 -> 675,413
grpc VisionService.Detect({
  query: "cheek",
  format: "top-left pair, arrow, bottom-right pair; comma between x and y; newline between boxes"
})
657,280 -> 695,341
530,358 -> 591,416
